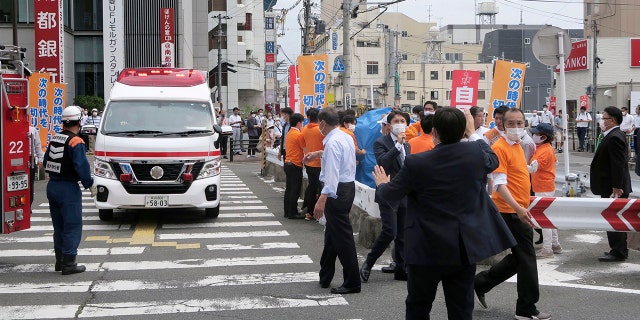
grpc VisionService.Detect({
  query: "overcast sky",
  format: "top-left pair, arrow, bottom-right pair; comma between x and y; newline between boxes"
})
274,0 -> 584,62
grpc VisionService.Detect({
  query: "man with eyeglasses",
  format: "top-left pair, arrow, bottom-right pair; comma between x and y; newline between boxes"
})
590,106 -> 632,262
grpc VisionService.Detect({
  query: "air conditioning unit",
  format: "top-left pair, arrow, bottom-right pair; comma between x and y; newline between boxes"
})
336,100 -> 343,106
351,99 -> 356,104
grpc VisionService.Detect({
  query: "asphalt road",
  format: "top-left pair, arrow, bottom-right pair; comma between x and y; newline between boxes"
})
0,159 -> 639,319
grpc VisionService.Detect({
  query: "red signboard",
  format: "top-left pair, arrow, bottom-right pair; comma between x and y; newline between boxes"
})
288,65 -> 299,111
34,0 -> 64,82
555,39 -> 588,73
266,54 -> 275,63
449,70 -> 479,110
160,8 -> 175,67
580,95 -> 589,110
631,39 -> 640,67
549,96 -> 557,114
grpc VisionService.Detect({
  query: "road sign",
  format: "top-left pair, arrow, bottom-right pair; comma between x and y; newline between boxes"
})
532,26 -> 572,67
333,56 -> 345,73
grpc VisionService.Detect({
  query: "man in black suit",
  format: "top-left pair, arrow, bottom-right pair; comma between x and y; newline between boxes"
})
591,106 -> 632,262
360,111 -> 411,282
373,107 -> 515,319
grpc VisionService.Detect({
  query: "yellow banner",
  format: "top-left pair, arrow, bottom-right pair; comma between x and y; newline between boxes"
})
297,54 -> 328,115
487,60 -> 527,128
28,72 -> 66,150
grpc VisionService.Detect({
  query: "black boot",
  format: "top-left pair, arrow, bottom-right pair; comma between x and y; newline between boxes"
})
54,249 -> 63,272
61,254 -> 86,275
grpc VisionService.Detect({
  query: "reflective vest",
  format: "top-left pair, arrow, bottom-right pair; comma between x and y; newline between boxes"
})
45,130 -> 81,181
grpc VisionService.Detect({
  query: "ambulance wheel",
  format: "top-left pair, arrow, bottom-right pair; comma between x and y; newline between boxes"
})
99,209 -> 113,221
205,206 -> 220,218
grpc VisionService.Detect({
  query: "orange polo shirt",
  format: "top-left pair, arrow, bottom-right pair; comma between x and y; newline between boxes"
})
300,122 -> 324,167
285,127 -> 304,167
531,142 -> 557,193
340,127 -> 359,150
408,134 -> 434,154
491,137 -> 531,213
405,123 -> 419,141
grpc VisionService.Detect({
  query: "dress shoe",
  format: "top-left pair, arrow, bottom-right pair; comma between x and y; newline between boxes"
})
380,262 -> 396,273
288,214 -> 305,219
330,286 -> 361,294
475,288 -> 488,309
394,271 -> 408,281
359,262 -> 372,282
598,253 -> 626,262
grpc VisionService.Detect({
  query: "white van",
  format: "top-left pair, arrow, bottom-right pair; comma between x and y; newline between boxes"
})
93,68 -> 222,221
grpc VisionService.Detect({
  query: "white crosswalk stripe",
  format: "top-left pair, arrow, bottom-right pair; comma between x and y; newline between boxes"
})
0,166 -> 348,318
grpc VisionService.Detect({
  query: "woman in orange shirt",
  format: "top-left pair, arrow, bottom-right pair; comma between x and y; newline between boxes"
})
529,123 -> 562,258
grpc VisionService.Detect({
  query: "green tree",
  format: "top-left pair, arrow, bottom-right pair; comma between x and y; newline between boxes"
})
73,95 -> 105,112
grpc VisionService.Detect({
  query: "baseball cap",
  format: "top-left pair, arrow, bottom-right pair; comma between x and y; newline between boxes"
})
530,123 -> 554,135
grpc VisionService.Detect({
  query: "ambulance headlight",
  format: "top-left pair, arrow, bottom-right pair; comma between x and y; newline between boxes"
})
94,158 -> 117,179
197,157 -> 221,179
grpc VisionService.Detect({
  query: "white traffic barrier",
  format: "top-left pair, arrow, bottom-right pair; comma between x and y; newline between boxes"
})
529,196 -> 640,232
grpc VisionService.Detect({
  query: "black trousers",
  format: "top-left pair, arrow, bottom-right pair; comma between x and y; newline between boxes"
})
248,135 -> 259,155
601,195 -> 629,258
474,213 -> 539,317
30,165 -> 37,205
283,163 -> 303,218
406,264 -> 476,320
577,127 -> 588,150
218,135 -> 228,156
303,166 -> 321,214
365,199 -> 406,272
319,182 -> 360,289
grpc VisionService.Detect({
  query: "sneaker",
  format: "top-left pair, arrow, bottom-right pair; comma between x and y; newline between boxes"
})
304,213 -> 314,221
247,155 -> 251,158
552,244 -> 563,254
536,248 -> 554,259
515,310 -> 552,320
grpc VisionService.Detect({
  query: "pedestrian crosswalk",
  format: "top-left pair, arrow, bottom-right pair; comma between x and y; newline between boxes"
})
0,165 -> 350,319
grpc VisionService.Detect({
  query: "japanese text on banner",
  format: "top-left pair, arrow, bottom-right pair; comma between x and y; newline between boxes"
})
487,60 -> 527,128
297,55 -> 329,114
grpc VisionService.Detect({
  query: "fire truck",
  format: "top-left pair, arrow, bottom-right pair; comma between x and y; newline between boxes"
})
1,45 -> 31,234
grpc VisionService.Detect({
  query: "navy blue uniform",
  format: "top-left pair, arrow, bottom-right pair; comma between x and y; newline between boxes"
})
43,130 -> 93,256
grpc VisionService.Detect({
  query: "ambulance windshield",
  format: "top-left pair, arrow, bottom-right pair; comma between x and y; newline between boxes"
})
102,101 -> 214,136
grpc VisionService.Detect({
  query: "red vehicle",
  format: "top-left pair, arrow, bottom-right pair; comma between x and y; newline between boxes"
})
1,45 -> 31,233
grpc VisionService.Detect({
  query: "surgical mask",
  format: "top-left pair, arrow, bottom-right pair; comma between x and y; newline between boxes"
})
532,134 -> 545,145
543,108 -> 548,112
348,124 -> 356,132
92,112 -> 97,116
623,112 -> 627,116
505,127 -> 525,142
251,114 -> 256,118
598,119 -> 606,132
410,114 -> 418,122
425,111 -> 435,115
391,123 -> 406,135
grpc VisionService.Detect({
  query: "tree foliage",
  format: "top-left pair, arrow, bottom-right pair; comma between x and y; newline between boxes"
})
73,95 -> 105,112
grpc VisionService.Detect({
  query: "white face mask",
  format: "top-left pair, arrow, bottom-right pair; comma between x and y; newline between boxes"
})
505,127 -> 525,142
92,112 -> 98,116
391,123 -> 407,136
532,134 -> 545,145
623,112 -> 627,116
425,111 -> 435,116
348,124 -> 356,132
598,119 -> 606,132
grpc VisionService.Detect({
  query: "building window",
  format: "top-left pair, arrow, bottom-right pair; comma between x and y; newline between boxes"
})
430,90 -> 438,100
366,61 -> 378,75
445,52 -> 463,62
74,0 -> 103,30
446,71 -> 453,80
356,41 -> 380,47
265,17 -> 274,29
238,36 -> 243,42
407,91 -> 416,100
547,88 -> 551,94
406,71 -> 415,80
74,36 -> 104,97
479,71 -> 485,80
245,13 -> 252,30
478,90 -> 486,100
237,0 -> 243,4
209,0 -> 227,11
524,38 -> 531,44
446,90 -> 451,100
209,24 -> 228,50
402,54 -> 408,61
524,86 -> 531,92
430,71 -> 438,80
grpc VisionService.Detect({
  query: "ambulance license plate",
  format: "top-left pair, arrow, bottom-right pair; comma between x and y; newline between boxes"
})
7,174 -> 29,192
145,195 -> 168,207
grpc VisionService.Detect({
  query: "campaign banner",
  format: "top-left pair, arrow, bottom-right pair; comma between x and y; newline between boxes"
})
160,8 -> 175,67
297,55 -> 329,114
579,94 -> 589,110
34,0 -> 64,82
631,39 -> 640,67
549,96 -> 557,114
555,39 -> 588,72
288,65 -> 299,112
28,73 -> 65,150
449,70 -> 479,110
103,0 -> 125,101
487,60 -> 527,128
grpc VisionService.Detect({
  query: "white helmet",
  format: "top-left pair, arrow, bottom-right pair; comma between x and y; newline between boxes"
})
61,106 -> 82,121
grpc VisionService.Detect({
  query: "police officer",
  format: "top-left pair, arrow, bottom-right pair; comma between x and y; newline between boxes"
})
43,106 -> 94,275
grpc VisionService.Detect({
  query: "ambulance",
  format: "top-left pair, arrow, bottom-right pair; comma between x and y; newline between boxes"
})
93,68 -> 222,221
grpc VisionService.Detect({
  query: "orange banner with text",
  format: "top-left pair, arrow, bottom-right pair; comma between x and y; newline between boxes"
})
297,54 -> 328,115
487,60 -> 527,128
28,72 -> 67,151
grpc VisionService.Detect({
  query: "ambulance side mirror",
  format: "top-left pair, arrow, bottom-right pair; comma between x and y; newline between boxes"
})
212,124 -> 222,142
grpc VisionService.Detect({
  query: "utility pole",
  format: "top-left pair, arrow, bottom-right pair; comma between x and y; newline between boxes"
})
216,14 -> 231,104
12,0 -> 18,45
303,0 -> 311,54
343,0 -> 351,109
394,30 -> 400,104
591,20 -> 598,152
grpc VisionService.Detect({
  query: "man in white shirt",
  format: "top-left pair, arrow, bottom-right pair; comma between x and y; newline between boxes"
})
85,108 -> 102,154
540,105 -> 553,124
620,107 -> 635,134
554,110 -> 565,152
529,109 -> 541,127
576,106 -> 592,152
228,107 -> 244,154
471,106 -> 489,136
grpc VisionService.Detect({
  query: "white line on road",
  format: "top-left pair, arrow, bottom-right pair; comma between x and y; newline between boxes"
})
162,221 -> 281,229
220,187 -> 250,190
24,224 -> 130,231
217,212 -> 274,218
32,209 -> 99,214
158,230 -> 289,240
39,203 -> 95,207
219,200 -> 263,204
0,247 -> 145,257
222,184 -> 247,187
220,191 -> 253,194
206,242 -> 299,250
220,206 -> 268,211
221,195 -> 258,199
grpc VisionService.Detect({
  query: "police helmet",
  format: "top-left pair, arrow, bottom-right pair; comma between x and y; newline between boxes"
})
62,106 -> 82,122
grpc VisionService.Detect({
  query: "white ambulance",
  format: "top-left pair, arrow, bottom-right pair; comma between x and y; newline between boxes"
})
93,68 -> 222,221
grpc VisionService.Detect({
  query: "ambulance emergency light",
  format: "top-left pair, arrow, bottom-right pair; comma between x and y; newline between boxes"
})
116,68 -> 206,87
